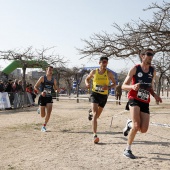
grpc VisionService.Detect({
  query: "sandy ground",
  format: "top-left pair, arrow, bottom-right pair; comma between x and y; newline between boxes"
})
0,95 -> 170,170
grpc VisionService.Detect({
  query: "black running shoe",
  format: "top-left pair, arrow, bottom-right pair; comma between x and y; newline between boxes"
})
123,119 -> 132,136
123,149 -> 136,159
88,109 -> 93,121
88,109 -> 92,113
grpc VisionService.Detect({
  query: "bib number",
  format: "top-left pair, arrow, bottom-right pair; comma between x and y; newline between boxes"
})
44,88 -> 51,94
137,89 -> 149,101
95,85 -> 104,92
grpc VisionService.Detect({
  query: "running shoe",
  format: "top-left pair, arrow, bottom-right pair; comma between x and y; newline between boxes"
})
123,149 -> 136,159
41,126 -> 46,132
94,135 -> 99,144
123,119 -> 132,136
88,109 -> 93,121
37,108 -> 40,114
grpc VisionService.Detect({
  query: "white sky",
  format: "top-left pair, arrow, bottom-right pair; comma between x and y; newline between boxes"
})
0,0 -> 164,73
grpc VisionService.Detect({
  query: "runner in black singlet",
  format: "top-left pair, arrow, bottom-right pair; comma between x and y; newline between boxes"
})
34,66 -> 60,132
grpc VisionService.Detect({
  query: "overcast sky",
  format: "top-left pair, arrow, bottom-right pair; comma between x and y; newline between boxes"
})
0,0 -> 164,72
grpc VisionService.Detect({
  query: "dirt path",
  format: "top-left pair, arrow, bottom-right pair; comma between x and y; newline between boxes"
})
0,97 -> 170,170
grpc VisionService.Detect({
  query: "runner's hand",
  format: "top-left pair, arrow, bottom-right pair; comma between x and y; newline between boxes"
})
41,91 -> 46,97
55,88 -> 60,93
154,94 -> 162,103
86,83 -> 90,89
132,83 -> 140,91
102,85 -> 109,90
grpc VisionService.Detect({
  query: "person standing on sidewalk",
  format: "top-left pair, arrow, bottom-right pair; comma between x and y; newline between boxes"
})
85,56 -> 116,143
122,48 -> 162,159
34,65 -> 60,132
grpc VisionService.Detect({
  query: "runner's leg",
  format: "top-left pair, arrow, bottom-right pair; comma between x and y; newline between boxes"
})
40,106 -> 46,118
45,103 -> 52,125
91,102 -> 98,134
140,112 -> 150,133
127,105 -> 141,146
124,105 -> 141,159
97,106 -> 103,118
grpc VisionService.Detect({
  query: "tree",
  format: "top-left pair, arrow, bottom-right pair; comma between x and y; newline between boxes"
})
78,1 -> 170,95
53,66 -> 69,101
0,47 -> 67,91
152,53 -> 170,95
72,67 -> 89,103
79,2 -> 170,59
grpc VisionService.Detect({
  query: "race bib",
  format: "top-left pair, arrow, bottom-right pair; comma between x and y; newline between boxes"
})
95,85 -> 104,92
137,88 -> 149,101
44,88 -> 51,94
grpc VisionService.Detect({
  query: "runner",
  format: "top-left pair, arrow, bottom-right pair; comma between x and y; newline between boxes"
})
85,56 -> 116,143
122,48 -> 162,159
34,66 -> 60,132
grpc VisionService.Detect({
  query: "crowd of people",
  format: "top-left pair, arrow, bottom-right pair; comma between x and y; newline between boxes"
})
0,79 -> 38,107
0,79 -> 23,93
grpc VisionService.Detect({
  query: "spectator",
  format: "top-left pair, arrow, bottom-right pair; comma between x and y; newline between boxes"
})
0,80 -> 4,92
12,79 -> 19,93
115,82 -> 122,105
4,80 -> 14,108
5,80 -> 13,92
18,80 -> 24,92
26,84 -> 36,104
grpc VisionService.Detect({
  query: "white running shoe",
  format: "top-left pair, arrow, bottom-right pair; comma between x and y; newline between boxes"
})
123,119 -> 132,136
41,126 -> 46,132
37,108 -> 40,114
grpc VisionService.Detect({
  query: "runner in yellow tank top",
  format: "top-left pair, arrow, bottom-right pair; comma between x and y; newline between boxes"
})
85,56 -> 116,143
92,69 -> 109,95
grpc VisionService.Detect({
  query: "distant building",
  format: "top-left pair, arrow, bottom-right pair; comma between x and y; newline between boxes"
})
11,69 -> 22,77
27,70 -> 45,79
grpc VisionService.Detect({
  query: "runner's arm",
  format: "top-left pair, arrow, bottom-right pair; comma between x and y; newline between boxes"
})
108,71 -> 116,89
122,66 -> 140,91
85,70 -> 95,88
53,79 -> 60,93
150,70 -> 156,97
34,76 -> 44,93
150,70 -> 162,103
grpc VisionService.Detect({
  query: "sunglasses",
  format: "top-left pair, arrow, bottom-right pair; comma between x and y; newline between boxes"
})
145,52 -> 154,57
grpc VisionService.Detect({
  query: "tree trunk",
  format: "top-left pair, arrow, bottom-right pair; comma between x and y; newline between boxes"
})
76,84 -> 79,103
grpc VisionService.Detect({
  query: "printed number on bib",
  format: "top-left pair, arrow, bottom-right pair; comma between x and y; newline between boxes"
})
137,89 -> 149,101
95,85 -> 104,92
44,88 -> 51,94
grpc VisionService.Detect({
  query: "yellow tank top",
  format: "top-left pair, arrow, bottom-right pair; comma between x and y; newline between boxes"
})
92,69 -> 109,95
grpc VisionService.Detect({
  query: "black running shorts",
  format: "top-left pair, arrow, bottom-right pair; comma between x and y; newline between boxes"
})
38,95 -> 53,106
125,98 -> 150,114
90,92 -> 108,108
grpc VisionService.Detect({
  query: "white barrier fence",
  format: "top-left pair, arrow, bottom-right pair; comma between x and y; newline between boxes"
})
0,92 -> 34,109
0,92 -> 11,109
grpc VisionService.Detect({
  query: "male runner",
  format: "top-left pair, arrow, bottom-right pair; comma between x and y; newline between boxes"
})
85,56 -> 116,143
122,48 -> 162,159
34,66 -> 60,132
